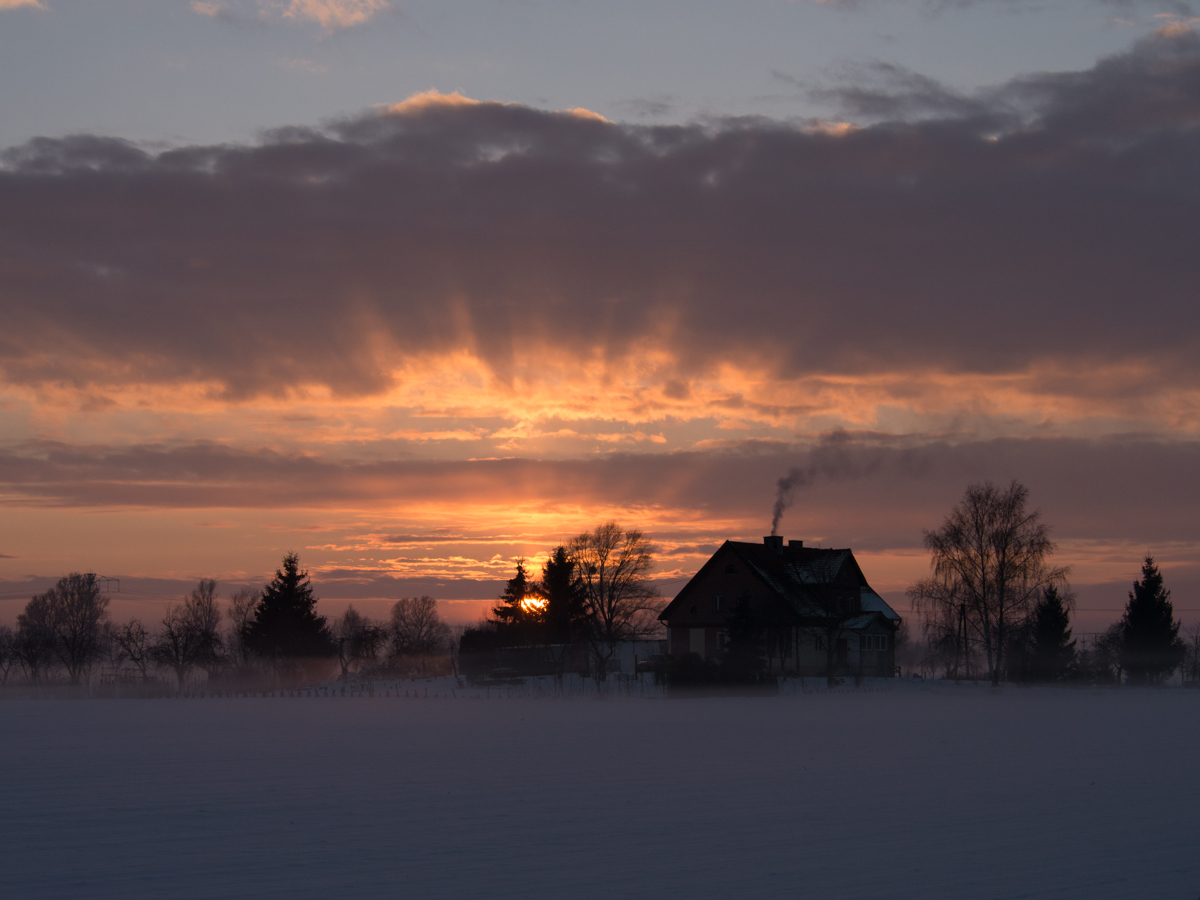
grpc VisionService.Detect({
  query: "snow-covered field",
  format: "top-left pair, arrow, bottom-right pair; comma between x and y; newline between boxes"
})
2,680 -> 1198,899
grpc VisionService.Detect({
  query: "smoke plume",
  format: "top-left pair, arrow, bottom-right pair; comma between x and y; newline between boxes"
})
769,435 -> 902,536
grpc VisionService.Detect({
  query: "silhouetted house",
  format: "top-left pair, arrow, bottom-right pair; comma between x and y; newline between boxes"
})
659,536 -> 902,677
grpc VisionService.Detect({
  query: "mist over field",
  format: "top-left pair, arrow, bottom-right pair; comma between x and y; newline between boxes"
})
3,683 -> 1197,900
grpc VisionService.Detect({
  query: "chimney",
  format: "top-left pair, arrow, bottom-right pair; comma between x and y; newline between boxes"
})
764,535 -> 784,554
789,540 -> 804,549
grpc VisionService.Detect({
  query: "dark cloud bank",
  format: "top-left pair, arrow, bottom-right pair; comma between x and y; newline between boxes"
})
3,435 -> 1198,547
1,29 -> 1199,398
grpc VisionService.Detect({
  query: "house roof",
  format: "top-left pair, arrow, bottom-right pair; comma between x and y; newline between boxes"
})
660,538 -> 902,627
861,590 -> 902,624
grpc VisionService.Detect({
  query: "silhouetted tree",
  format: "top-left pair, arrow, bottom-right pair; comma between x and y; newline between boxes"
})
151,580 -> 226,689
226,587 -> 259,667
1182,624 -> 1200,685
571,522 -> 662,680
910,482 -> 1067,686
1027,586 -> 1077,682
0,625 -> 15,685
1119,557 -> 1184,685
491,559 -> 542,641
245,553 -> 335,659
112,619 -> 152,679
335,606 -> 387,679
390,596 -> 451,658
540,545 -> 585,644
721,597 -> 766,682
13,597 -> 56,684
19,573 -> 111,684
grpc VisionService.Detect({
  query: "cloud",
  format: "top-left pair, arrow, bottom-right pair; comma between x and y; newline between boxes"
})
2,31 -> 1200,436
2,435 -> 1198,548
281,0 -> 389,30
0,0 -> 44,8
189,0 -> 388,29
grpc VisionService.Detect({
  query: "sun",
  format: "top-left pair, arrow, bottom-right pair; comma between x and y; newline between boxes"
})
519,595 -> 548,615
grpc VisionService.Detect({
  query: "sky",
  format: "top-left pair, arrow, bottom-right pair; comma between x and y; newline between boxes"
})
2,0 -> 1200,631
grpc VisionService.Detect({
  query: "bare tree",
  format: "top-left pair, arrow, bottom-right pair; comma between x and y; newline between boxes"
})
14,596 -> 56,684
18,573 -> 111,685
910,482 -> 1066,687
0,625 -> 15,685
190,579 -> 226,682
226,587 -> 259,667
1181,623 -> 1200,684
570,522 -> 662,680
112,619 -> 153,679
390,597 -> 451,659
335,605 -> 387,679
151,579 -> 225,689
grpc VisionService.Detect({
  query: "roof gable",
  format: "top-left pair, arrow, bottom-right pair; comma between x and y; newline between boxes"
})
661,538 -> 894,624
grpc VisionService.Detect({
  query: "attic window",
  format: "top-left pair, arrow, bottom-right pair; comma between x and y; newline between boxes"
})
713,596 -> 723,611
724,564 -> 737,574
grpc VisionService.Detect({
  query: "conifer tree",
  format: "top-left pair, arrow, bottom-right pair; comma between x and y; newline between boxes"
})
1028,585 -> 1076,681
245,553 -> 335,659
1119,556 -> 1184,685
492,558 -> 535,628
540,546 -> 584,643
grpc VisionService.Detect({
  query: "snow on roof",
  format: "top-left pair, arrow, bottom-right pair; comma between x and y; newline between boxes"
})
861,590 -> 902,623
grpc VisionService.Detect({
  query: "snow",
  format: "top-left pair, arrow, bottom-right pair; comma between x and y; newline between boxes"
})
2,680 -> 1198,899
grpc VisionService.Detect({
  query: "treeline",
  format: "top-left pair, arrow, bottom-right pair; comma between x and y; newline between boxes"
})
460,522 -> 663,680
0,553 -> 454,690
909,482 -> 1200,687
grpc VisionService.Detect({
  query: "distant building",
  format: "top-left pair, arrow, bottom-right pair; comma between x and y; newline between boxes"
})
658,536 -> 901,677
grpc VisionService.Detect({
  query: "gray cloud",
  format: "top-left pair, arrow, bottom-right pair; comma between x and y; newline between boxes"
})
2,435 -> 1198,546
1,29 -> 1199,401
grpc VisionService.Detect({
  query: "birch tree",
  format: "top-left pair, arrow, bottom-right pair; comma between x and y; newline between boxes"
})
910,482 -> 1066,687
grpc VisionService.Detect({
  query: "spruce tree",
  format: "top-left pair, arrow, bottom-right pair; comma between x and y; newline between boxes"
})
1119,556 -> 1185,685
491,558 -> 548,647
540,546 -> 584,643
1029,585 -> 1076,681
245,553 -> 335,658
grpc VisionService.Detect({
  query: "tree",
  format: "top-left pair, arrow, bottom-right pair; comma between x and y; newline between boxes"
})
226,587 -> 260,667
1119,556 -> 1185,685
1182,624 -> 1200,685
570,522 -> 662,680
390,596 -> 451,658
491,559 -> 541,640
244,553 -> 335,659
910,482 -> 1066,687
151,580 -> 226,689
112,619 -> 153,679
19,573 -> 111,685
1027,586 -> 1076,682
13,595 -> 56,684
335,605 -> 387,679
540,545 -> 585,644
0,625 -> 15,685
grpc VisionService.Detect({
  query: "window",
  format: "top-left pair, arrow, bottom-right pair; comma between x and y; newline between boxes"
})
861,635 -> 889,651
713,595 -> 723,611
814,635 -> 825,651
717,632 -> 728,650
725,564 -> 737,574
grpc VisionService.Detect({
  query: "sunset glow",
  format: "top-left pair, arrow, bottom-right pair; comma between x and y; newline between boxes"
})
1,3 -> 1199,636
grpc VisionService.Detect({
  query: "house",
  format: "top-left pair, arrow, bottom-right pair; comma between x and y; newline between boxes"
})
659,535 -> 902,677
